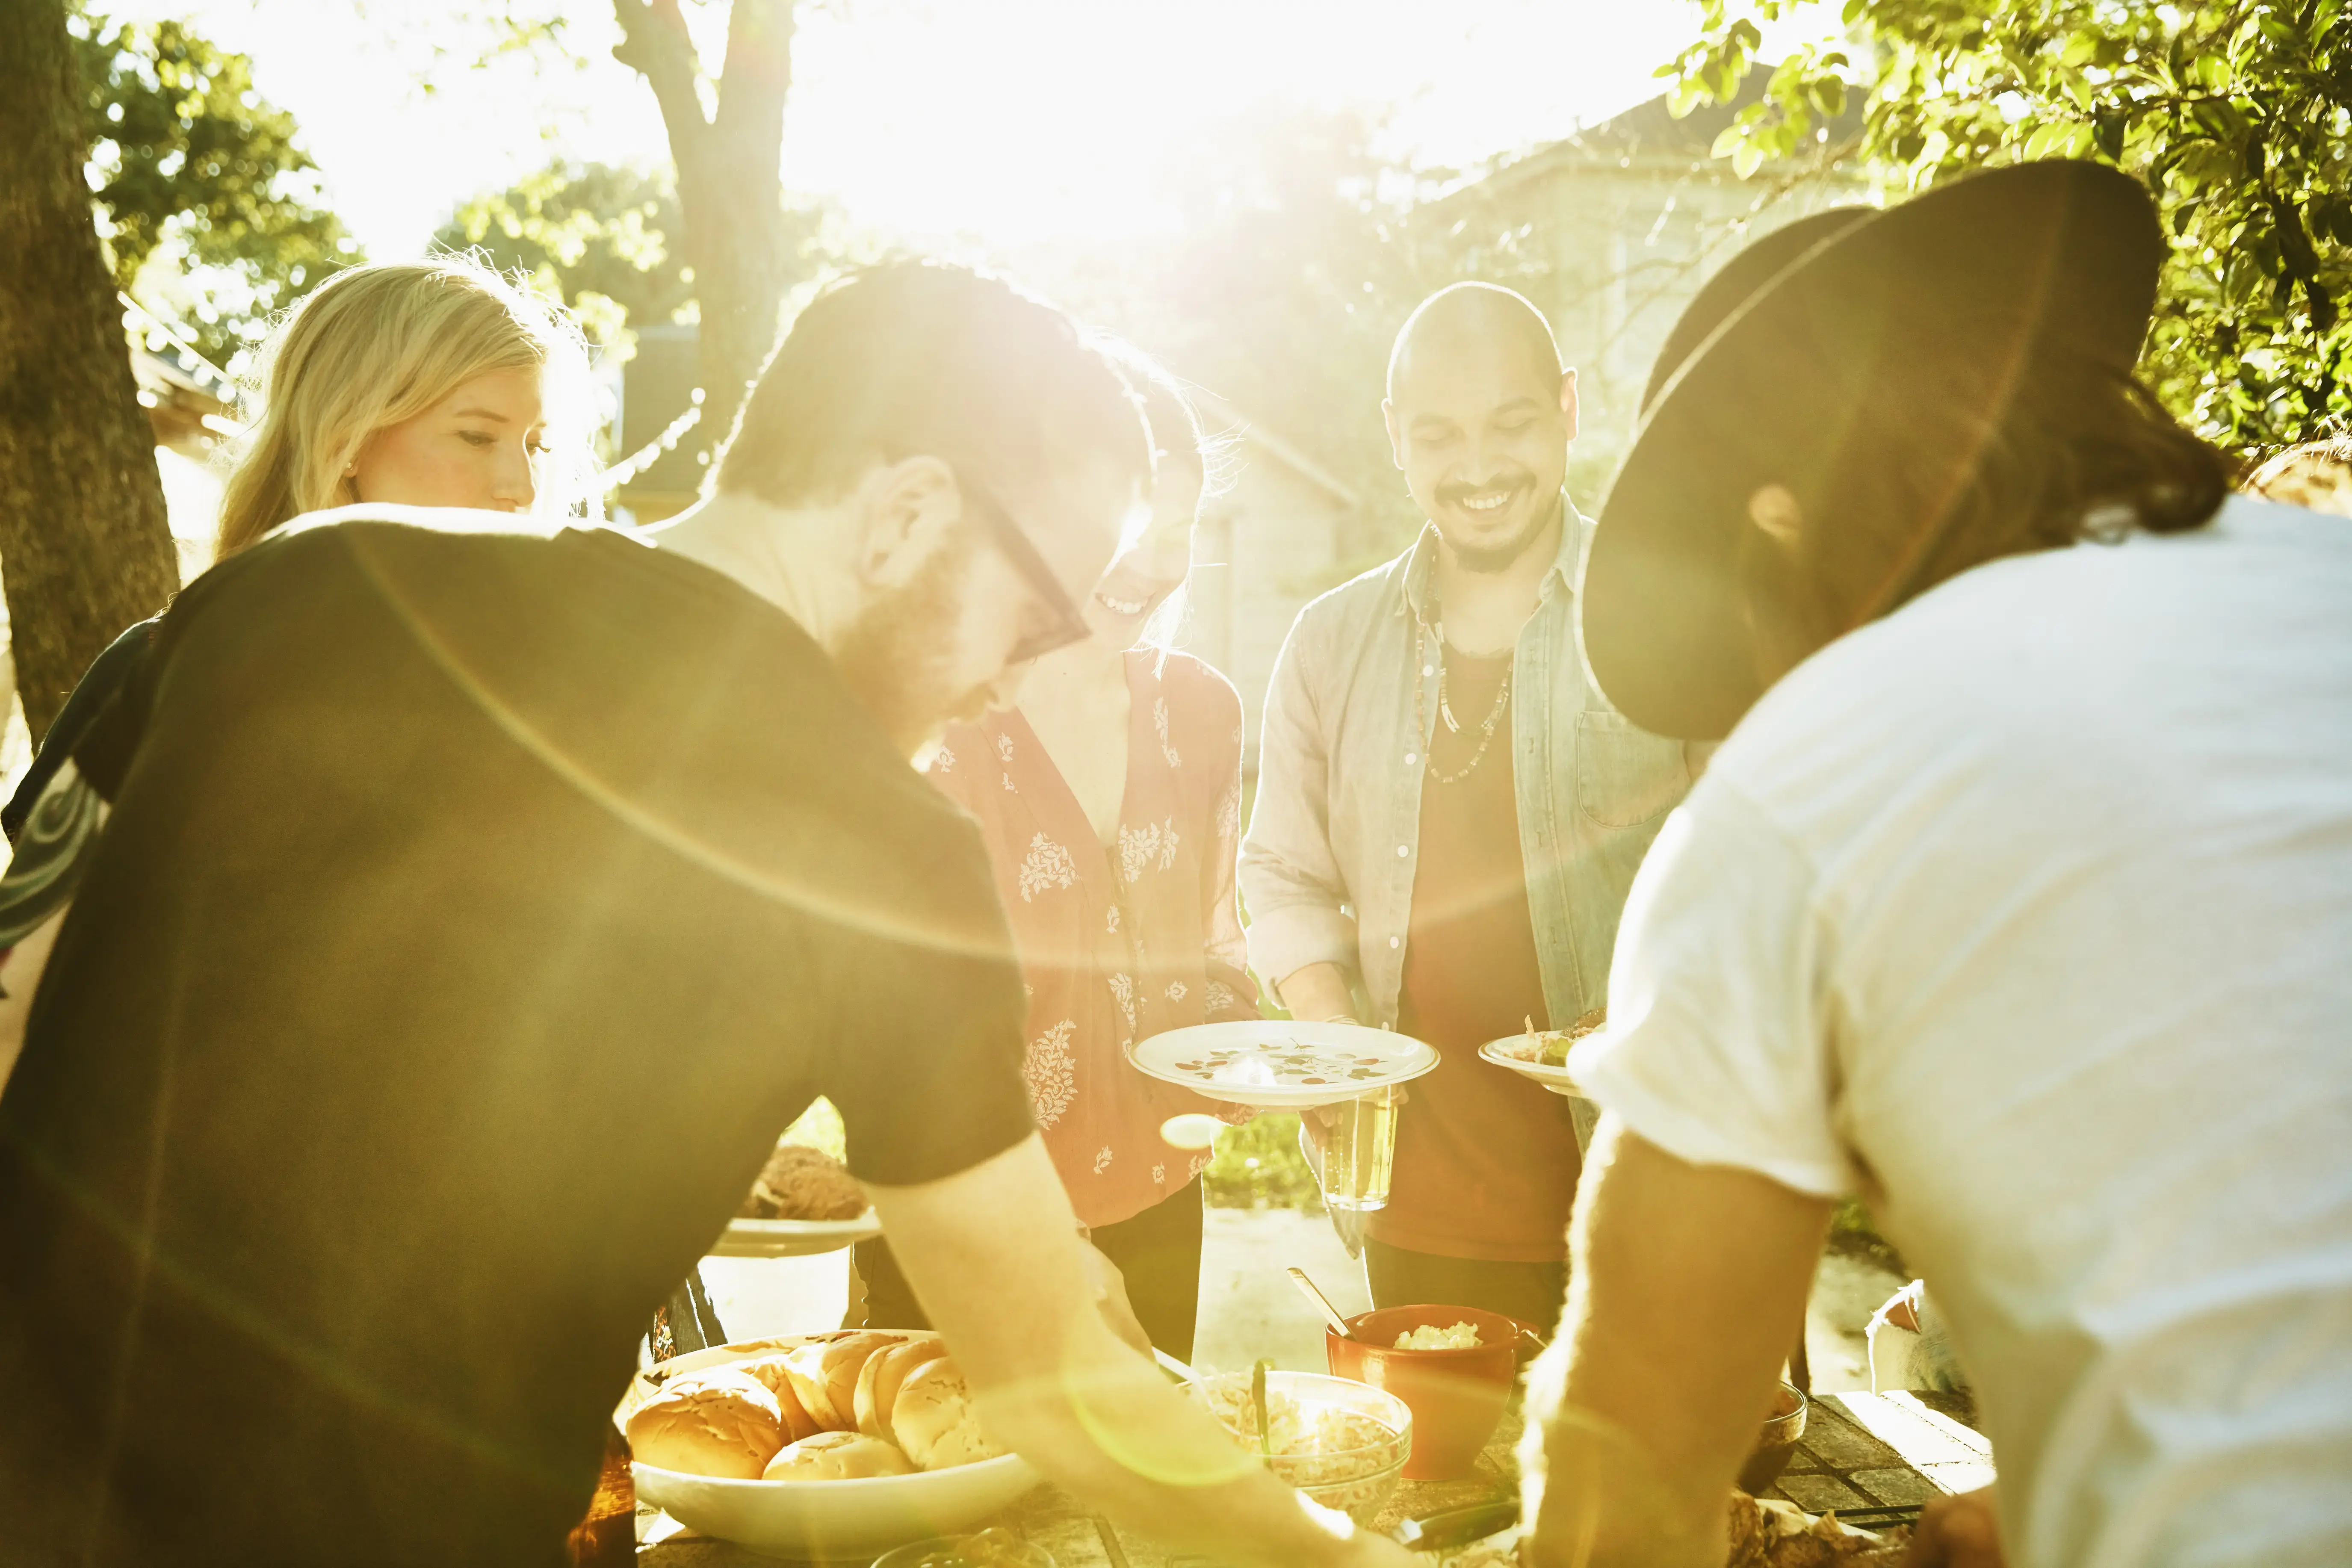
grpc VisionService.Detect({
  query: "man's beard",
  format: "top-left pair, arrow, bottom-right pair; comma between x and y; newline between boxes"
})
1432,479 -> 1558,574
831,537 -> 993,759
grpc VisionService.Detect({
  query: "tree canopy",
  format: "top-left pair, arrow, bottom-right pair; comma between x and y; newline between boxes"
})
73,9 -> 356,372
1665,0 -> 2352,449
437,162 -> 697,354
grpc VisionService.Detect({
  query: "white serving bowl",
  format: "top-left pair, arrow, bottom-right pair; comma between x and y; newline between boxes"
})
621,1338 -> 1042,1560
1188,1369 -> 1412,1524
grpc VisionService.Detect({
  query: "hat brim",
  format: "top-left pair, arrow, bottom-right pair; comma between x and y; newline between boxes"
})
1582,160 -> 2166,741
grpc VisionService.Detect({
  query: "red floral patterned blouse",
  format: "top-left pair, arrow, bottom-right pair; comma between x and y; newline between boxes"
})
928,649 -> 1260,1228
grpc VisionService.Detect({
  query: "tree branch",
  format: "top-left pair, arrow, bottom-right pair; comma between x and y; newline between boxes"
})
2267,188 -> 2338,331
612,0 -> 709,174
713,0 -> 795,166
720,0 -> 795,102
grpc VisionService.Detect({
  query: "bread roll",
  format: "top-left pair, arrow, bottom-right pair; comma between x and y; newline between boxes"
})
777,1332 -> 897,1430
732,1354 -> 824,1443
776,1341 -> 845,1429
820,1332 -> 903,1426
760,1430 -> 916,1481
889,1357 -> 1007,1471
625,1370 -> 784,1479
854,1335 -> 943,1438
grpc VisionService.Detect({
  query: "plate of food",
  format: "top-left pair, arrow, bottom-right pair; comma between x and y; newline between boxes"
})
619,1332 -> 1040,1559
1128,1020 -> 1439,1110
711,1142 -> 881,1257
1477,1010 -> 1606,1098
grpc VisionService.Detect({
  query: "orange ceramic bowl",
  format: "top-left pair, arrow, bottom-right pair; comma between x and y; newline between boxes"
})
1324,1304 -> 1535,1479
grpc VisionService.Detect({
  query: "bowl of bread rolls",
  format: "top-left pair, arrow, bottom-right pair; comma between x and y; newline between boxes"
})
618,1331 -> 1040,1558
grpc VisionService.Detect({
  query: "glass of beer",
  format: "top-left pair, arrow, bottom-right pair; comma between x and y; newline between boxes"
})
1319,1085 -> 1402,1212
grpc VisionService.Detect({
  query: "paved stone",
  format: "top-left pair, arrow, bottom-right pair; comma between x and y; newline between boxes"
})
1194,1206 -> 1368,1374
1807,1250 -> 1906,1392
1776,1472 -> 1871,1512
1831,1391 -> 1994,1468
1848,1466 -> 1941,1505
1796,1415 -> 1906,1471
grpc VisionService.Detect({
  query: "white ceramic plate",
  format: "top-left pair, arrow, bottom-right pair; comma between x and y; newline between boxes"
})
1477,1034 -> 1590,1098
1127,1020 -> 1439,1109
621,1338 -> 1041,1559
707,1211 -> 881,1258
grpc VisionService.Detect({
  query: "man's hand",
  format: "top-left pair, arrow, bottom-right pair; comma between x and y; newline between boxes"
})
1905,1489 -> 2004,1568
1520,1118 -> 1832,1567
868,1136 -> 1417,1568
1276,962 -> 1357,1027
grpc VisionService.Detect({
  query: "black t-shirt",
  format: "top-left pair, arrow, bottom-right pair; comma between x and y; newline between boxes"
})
0,517 -> 1033,1567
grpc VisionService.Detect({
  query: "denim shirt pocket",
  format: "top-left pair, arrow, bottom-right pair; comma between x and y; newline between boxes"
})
1574,710 -> 1690,828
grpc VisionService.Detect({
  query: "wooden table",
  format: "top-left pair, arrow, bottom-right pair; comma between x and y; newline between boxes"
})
638,1392 -> 1992,1565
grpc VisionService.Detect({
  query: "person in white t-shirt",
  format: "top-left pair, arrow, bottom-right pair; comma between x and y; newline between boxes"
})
1516,160 -> 2352,1568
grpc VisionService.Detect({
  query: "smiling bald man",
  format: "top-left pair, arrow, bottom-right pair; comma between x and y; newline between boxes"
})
1238,283 -> 1703,1328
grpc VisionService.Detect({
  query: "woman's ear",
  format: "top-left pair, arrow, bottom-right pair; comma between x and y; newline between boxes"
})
853,456 -> 965,589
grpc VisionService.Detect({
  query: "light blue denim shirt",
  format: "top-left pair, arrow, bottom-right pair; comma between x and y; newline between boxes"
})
1239,502 -> 1693,1030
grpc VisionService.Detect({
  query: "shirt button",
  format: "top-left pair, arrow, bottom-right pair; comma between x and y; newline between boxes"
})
1422,664 -> 1435,677
1404,752 -> 1418,766
1396,845 -> 1409,858
1389,936 -> 1401,949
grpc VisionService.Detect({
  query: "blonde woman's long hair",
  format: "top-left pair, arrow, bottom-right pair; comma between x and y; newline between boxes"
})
213,256 -> 597,561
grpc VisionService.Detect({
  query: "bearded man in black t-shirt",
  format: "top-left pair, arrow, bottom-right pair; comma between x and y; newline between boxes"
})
0,262 -> 1416,1568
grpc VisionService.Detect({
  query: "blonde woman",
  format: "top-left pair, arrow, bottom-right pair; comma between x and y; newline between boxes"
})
0,257 -> 594,1080
211,255 -> 596,559
6,256 -> 592,824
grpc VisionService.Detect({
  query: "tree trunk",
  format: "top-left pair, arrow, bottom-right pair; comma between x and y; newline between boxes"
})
0,0 -> 180,744
613,0 -> 798,454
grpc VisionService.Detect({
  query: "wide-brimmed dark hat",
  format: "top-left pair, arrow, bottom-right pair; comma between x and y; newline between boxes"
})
1582,160 -> 2166,740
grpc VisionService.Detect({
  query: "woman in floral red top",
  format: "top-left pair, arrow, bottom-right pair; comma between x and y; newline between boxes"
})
851,363 -> 1256,1358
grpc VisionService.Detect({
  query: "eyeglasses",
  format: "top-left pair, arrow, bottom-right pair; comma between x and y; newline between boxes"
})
960,475 -> 1095,665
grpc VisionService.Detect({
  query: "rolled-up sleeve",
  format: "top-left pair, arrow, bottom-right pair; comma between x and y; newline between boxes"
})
1239,608 -> 1359,986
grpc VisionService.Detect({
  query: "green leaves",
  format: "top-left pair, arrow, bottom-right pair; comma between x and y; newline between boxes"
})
2020,120 -> 2094,159
75,9 -> 357,370
1658,0 -> 2352,446
436,162 -> 700,354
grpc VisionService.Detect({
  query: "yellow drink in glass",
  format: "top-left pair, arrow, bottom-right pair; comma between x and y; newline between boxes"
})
1321,1086 -> 1401,1212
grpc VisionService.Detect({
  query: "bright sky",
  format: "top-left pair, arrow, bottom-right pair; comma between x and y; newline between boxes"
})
99,0 -> 1728,258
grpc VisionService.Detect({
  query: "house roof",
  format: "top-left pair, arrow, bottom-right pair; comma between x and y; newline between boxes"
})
1424,65 -> 1868,221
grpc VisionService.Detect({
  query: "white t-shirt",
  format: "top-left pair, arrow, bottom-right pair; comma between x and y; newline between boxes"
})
1572,498 -> 2352,1568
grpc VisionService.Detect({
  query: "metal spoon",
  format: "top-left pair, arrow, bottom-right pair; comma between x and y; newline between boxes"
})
1287,1266 -> 1356,1339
